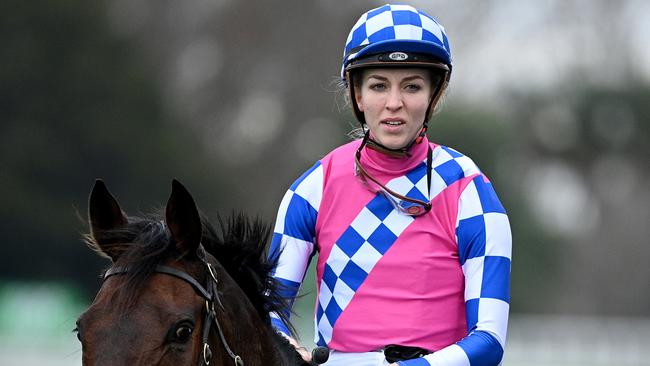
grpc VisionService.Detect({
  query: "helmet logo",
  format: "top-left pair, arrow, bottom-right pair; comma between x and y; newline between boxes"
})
388,52 -> 408,61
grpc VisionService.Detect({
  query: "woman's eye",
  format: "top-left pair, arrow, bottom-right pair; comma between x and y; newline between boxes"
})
369,83 -> 386,91
405,84 -> 422,92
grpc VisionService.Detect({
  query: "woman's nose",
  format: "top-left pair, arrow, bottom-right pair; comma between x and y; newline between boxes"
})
385,88 -> 403,110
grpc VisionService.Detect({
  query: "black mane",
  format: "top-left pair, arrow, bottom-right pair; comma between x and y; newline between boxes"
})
86,211 -> 295,336
201,213 -> 293,332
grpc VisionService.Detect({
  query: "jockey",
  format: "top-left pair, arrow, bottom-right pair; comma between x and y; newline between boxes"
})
269,4 -> 511,366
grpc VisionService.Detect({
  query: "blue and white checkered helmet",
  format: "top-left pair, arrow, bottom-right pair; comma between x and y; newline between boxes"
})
342,4 -> 453,134
341,4 -> 452,81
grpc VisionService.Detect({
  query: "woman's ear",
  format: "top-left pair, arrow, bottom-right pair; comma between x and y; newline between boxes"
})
354,85 -> 364,112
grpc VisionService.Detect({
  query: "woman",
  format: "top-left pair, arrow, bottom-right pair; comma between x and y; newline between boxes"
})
269,4 -> 511,366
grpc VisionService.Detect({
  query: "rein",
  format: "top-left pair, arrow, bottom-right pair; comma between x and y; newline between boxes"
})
104,260 -> 244,366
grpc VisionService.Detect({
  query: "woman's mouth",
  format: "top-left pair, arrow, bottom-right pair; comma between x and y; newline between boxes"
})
381,119 -> 405,126
380,119 -> 406,131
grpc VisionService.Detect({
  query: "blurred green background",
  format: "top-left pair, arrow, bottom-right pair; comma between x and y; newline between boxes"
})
1,1 -> 648,365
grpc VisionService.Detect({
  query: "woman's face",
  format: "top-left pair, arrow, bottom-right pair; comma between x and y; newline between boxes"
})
355,68 -> 432,150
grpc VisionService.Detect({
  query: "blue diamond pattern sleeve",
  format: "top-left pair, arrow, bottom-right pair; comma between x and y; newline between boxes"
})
398,174 -> 511,366
269,161 -> 323,336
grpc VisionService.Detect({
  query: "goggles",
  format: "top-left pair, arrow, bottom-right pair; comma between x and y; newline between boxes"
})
354,137 -> 432,217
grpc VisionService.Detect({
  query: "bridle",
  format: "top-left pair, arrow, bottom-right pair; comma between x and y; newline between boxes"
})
104,256 -> 244,366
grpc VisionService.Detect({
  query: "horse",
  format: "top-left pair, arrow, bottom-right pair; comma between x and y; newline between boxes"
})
76,179 -> 326,366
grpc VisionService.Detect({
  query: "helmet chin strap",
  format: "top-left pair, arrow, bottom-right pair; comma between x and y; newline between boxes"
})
364,122 -> 428,157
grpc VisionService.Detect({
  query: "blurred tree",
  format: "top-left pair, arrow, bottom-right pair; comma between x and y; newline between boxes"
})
506,82 -> 650,315
0,0 -> 227,294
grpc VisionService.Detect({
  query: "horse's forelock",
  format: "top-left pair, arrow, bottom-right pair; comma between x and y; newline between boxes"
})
94,215 -> 178,312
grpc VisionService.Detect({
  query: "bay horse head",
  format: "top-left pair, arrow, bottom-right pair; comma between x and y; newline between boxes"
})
77,179 -> 310,366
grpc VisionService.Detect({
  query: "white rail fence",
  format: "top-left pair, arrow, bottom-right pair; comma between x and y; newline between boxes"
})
1,314 -> 648,366
504,314 -> 649,366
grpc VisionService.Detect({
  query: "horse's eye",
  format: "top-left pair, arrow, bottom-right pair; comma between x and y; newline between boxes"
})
170,322 -> 194,344
176,326 -> 192,342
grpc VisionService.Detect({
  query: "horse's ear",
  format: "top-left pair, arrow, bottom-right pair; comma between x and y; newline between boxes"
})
88,179 -> 129,261
165,179 -> 202,257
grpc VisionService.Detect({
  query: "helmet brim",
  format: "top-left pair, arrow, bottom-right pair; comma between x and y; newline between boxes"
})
346,39 -> 451,67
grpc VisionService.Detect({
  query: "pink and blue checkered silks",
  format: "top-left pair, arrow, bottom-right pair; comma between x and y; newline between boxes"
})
269,138 -> 511,366
342,4 -> 452,79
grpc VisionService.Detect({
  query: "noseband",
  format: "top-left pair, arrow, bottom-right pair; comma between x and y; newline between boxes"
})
104,260 -> 244,366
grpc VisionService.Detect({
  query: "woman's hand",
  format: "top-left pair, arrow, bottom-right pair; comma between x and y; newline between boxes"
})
281,334 -> 312,362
